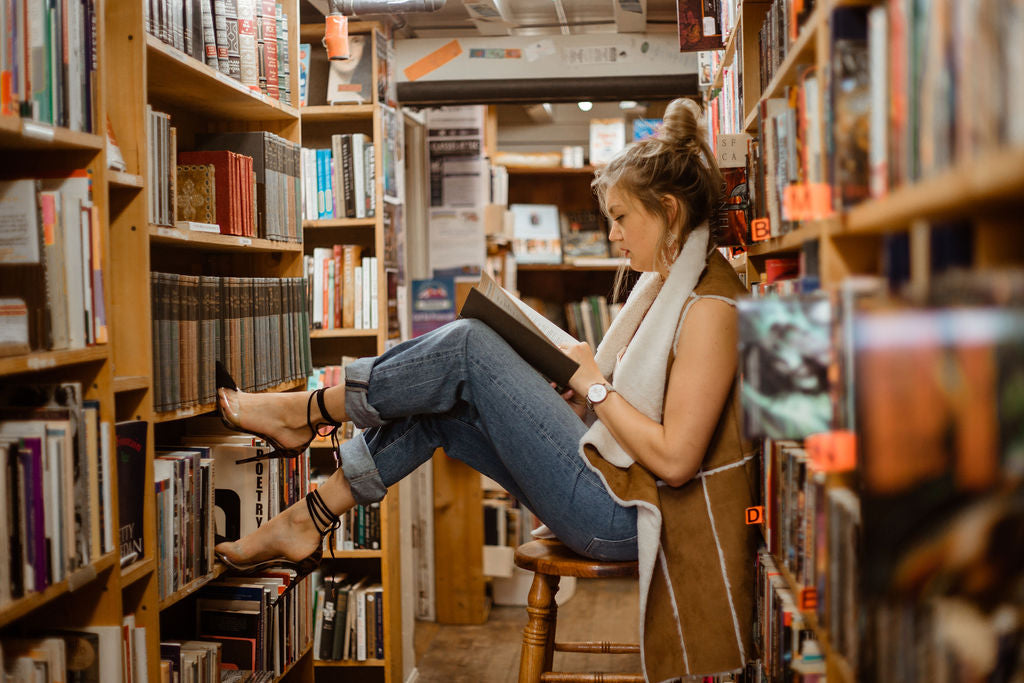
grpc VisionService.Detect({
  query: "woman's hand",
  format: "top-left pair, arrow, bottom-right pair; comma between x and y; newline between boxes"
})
551,382 -> 587,419
559,342 -> 605,397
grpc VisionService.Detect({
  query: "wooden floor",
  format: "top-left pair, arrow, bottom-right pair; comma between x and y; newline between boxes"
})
413,577 -> 641,683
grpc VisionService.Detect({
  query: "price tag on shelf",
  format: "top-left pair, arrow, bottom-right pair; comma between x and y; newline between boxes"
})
799,587 -> 818,611
22,121 -> 55,141
745,506 -> 764,525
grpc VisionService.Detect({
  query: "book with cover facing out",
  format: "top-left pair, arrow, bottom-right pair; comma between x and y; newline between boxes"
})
326,35 -> 373,105
176,164 -> 217,225
459,271 -> 579,389
115,420 -> 148,565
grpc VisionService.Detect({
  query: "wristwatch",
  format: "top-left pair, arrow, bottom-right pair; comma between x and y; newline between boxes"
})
586,382 -> 615,411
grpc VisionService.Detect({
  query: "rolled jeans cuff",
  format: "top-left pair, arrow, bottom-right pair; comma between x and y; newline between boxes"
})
343,356 -> 383,428
338,434 -> 388,505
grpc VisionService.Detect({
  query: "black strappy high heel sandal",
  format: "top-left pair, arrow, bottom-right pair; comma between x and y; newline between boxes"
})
215,360 -> 345,465
215,488 -> 341,605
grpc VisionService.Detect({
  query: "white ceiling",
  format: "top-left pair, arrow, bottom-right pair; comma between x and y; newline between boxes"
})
304,0 -> 680,38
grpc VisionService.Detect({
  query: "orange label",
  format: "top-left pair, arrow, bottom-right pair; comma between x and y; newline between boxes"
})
745,506 -> 764,525
751,218 -> 770,242
805,430 -> 856,472
783,183 -> 834,221
404,40 -> 463,82
808,183 -> 833,218
800,587 -> 817,611
40,194 -> 56,246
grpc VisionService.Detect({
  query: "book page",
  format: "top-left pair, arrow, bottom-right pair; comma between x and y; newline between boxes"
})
476,271 -> 577,348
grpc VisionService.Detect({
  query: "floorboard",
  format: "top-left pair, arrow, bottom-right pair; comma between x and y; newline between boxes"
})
414,576 -> 641,683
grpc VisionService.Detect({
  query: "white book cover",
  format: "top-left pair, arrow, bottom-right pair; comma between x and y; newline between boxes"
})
369,256 -> 378,330
99,422 -> 114,553
868,5 -> 888,198
0,180 -> 41,264
353,265 -> 363,329
351,134 -> 367,218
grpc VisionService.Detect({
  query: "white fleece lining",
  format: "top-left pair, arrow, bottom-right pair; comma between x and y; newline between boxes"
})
658,545 -> 690,674
695,452 -> 757,479
701,476 -> 746,662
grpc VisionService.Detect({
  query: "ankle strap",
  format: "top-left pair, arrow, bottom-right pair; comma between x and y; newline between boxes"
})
316,387 -> 343,427
306,488 -> 340,536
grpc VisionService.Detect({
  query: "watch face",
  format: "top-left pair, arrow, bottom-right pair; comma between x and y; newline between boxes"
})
588,383 -> 608,403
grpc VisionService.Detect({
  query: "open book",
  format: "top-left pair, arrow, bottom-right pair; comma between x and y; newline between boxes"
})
459,271 -> 579,389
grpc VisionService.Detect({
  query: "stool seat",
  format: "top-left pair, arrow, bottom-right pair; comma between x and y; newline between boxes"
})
515,539 -> 642,683
514,539 -> 639,579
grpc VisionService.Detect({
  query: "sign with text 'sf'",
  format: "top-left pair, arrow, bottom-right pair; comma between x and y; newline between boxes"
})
716,133 -> 750,168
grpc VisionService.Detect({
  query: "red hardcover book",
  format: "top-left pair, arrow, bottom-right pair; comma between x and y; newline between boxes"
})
261,0 -> 279,99
178,151 -> 239,235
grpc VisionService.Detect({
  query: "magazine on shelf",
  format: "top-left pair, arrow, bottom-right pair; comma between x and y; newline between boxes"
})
459,271 -> 579,389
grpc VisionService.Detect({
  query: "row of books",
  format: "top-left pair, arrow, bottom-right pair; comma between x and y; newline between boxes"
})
0,615 -> 147,682
752,551 -> 826,682
0,383 -> 114,607
0,0 -> 97,130
0,175 -> 108,353
563,296 -> 623,351
145,0 -> 292,104
149,273 -> 312,413
756,0 -> 817,96
482,489 -> 534,549
302,135 -> 377,221
312,572 -> 385,662
311,476 -> 381,552
306,247 -> 379,331
183,569 -> 313,677
146,107 -> 303,242
509,205 -> 614,265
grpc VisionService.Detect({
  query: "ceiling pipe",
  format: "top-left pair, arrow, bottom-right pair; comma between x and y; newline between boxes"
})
330,0 -> 446,14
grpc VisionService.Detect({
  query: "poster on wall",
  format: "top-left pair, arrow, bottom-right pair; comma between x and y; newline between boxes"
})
676,0 -> 724,52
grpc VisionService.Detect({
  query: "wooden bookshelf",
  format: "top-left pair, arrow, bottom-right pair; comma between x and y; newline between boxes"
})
517,260 -> 626,272
0,346 -> 108,378
277,643 -> 315,680
314,659 -> 387,668
153,378 -> 306,423
299,22 -> 405,683
120,557 -> 157,587
711,14 -> 742,90
145,34 -> 300,121
504,164 -> 597,175
157,563 -> 228,611
113,375 -> 151,393
0,114 -> 105,150
304,217 -> 378,229
108,170 -> 145,190
149,224 -> 305,253
776,563 -> 856,683
300,104 -> 376,122
0,551 -> 119,629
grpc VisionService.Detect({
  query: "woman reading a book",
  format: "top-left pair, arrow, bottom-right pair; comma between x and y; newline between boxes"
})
215,98 -> 759,678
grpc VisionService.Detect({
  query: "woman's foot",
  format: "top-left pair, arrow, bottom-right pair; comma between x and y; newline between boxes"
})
215,495 -> 326,568
218,386 -> 342,452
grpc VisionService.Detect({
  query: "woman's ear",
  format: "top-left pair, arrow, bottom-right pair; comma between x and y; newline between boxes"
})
661,194 -> 681,225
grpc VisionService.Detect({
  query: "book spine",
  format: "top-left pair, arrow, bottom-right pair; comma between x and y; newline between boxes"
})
223,0 -> 240,80
235,0 -> 258,90
261,0 -> 277,99
200,0 -> 218,68
211,0 -> 229,74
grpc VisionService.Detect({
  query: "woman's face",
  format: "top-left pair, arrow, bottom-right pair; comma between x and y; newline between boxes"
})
605,185 -> 668,274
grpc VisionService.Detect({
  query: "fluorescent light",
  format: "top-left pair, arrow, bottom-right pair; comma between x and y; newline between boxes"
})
619,100 -> 638,109
577,101 -> 593,112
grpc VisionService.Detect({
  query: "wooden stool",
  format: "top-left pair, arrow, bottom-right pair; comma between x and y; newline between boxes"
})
514,539 -> 643,683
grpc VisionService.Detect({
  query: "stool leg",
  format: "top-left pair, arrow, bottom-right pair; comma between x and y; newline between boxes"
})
518,573 -> 561,683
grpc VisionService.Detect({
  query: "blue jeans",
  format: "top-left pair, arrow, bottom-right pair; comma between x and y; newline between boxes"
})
336,319 -> 638,562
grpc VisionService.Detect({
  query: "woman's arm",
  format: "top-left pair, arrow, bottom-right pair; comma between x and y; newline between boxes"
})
563,297 -> 738,486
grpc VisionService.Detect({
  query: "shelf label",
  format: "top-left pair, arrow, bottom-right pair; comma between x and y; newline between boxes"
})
237,237 -> 252,246
751,218 -> 771,242
716,133 -> 750,168
22,120 -> 55,141
783,183 -> 833,221
745,506 -> 764,525
27,356 -> 58,370
799,587 -> 818,611
805,430 -> 856,472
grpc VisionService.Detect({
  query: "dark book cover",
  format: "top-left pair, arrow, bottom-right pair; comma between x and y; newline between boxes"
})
18,437 -> 47,591
829,7 -> 870,208
115,420 -> 148,564
459,287 -> 579,390
737,295 -> 834,440
560,210 -> 610,261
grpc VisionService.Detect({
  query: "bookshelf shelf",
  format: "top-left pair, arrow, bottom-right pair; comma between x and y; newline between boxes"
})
845,146 -> 1024,233
518,260 -> 626,272
0,114 -> 105,150
776,562 -> 855,683
313,658 -> 386,668
275,642 -> 314,681
0,551 -> 118,629
324,549 -> 384,560
712,15 -> 742,90
0,346 -> 108,379
121,557 -> 156,587
504,165 -> 597,175
300,104 -> 376,122
747,218 -> 841,257
145,35 -> 300,121
113,375 -> 150,393
743,0 -> 829,130
309,328 -> 379,339
303,217 -> 378,229
108,171 -> 145,190
157,563 -> 228,611
148,225 -> 304,253
153,379 -> 306,423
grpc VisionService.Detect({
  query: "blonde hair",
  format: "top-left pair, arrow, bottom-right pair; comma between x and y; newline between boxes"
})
592,98 -> 723,295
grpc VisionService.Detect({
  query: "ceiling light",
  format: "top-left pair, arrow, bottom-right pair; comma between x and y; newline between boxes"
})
577,101 -> 593,112
619,100 -> 638,110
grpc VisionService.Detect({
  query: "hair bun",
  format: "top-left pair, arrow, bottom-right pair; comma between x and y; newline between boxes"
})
659,98 -> 706,151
